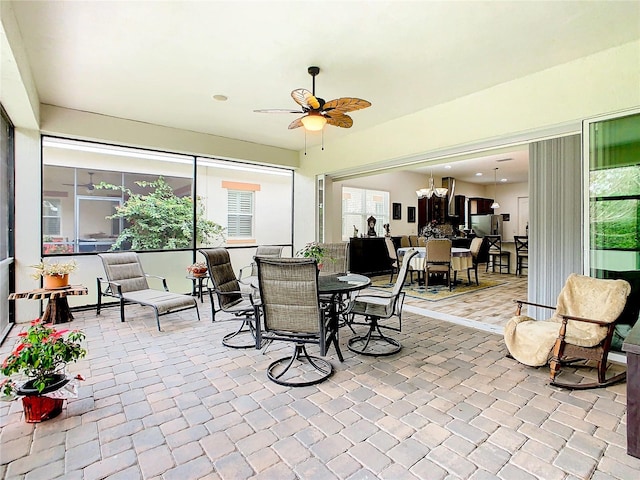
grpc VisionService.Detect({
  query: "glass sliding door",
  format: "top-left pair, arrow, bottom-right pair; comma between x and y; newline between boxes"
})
0,106 -> 15,341
584,109 -> 640,334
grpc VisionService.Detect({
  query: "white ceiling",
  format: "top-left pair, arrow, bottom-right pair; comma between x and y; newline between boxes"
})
8,1 -> 640,182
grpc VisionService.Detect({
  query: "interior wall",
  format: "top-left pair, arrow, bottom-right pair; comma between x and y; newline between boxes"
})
330,171 -> 432,240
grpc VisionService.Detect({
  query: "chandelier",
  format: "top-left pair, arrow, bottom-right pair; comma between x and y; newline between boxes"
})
416,171 -> 448,199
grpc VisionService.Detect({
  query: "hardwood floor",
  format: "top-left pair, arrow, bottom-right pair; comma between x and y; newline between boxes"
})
371,268 -> 528,333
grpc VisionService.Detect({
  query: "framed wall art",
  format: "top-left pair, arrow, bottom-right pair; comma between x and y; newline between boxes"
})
407,206 -> 416,223
392,202 -> 402,220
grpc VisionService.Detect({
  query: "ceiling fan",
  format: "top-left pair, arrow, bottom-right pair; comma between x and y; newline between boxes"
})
63,172 -> 96,192
254,66 -> 371,131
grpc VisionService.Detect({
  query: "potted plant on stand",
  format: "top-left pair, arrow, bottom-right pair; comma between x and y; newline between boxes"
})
30,260 -> 78,289
1,319 -> 86,423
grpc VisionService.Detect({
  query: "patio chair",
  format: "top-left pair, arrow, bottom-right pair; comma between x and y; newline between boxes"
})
96,252 -> 200,332
199,248 -> 258,349
238,245 -> 284,283
347,249 -> 418,356
504,273 -> 631,389
318,242 -> 349,275
254,257 -> 333,386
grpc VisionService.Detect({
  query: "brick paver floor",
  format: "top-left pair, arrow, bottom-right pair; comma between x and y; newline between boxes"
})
1,299 -> 638,479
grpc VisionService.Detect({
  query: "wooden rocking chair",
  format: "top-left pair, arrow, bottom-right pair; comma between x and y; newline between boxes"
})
504,273 -> 631,389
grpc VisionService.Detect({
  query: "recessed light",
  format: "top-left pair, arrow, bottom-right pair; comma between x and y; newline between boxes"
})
444,165 -> 452,169
212,95 -> 228,101
475,172 -> 483,176
501,178 -> 508,182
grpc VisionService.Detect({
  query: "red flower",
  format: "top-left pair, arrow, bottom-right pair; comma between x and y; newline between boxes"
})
18,332 -> 27,337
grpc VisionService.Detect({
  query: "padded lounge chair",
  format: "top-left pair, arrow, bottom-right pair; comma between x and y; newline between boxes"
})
97,252 -> 200,331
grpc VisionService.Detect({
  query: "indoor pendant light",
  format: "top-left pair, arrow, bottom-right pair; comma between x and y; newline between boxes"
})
490,167 -> 500,209
416,170 -> 448,199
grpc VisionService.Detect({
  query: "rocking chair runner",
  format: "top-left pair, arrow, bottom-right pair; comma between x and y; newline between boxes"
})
504,273 -> 631,389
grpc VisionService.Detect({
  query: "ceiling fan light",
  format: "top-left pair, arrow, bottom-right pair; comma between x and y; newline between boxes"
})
301,114 -> 327,131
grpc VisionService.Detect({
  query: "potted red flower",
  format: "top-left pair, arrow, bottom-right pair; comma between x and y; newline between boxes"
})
1,319 -> 86,422
187,262 -> 208,277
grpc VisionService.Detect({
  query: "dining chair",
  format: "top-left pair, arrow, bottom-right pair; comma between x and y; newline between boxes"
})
425,238 -> 452,290
347,249 -> 418,356
514,236 -> 528,276
504,273 -> 630,389
254,257 -> 333,386
466,237 -> 484,286
408,235 -> 419,247
384,236 -> 400,284
199,247 -> 258,349
97,252 -> 200,332
400,236 -> 411,247
486,235 -> 510,274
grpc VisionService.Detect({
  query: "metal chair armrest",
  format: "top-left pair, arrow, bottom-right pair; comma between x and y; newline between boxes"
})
145,274 -> 169,291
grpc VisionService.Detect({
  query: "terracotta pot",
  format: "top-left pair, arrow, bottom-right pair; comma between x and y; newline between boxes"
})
189,267 -> 208,277
43,274 -> 69,290
21,396 -> 64,423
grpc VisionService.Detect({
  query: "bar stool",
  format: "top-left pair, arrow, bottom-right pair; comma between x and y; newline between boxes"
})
486,235 -> 510,274
514,236 -> 528,276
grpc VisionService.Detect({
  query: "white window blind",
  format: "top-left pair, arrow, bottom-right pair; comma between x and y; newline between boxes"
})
227,190 -> 253,237
341,187 -> 389,239
43,199 -> 62,236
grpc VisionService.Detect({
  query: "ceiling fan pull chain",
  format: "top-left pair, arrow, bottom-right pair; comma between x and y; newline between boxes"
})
304,130 -> 307,156
322,129 -> 324,151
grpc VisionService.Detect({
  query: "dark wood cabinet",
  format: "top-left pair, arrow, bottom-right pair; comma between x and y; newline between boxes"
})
418,196 -> 447,232
349,237 -> 392,276
468,197 -> 494,215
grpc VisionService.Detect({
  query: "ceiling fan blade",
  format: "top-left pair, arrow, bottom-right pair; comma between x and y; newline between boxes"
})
291,89 -> 320,110
323,97 -> 371,114
288,116 -> 304,130
325,113 -> 354,128
254,108 -> 304,114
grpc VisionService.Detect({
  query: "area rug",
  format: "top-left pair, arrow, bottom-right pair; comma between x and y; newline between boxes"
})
369,276 -> 505,302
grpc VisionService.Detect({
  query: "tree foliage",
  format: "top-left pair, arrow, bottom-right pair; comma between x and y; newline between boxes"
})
96,177 -> 225,250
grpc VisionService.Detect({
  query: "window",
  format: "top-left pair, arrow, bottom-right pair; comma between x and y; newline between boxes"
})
227,190 -> 254,238
43,199 -> 62,236
342,187 -> 389,240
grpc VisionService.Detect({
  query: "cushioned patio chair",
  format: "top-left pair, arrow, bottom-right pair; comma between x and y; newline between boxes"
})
97,252 -> 200,331
238,245 -> 284,283
504,273 -> 631,389
254,257 -> 333,386
347,249 -> 418,356
199,247 -> 258,349
318,242 -> 349,275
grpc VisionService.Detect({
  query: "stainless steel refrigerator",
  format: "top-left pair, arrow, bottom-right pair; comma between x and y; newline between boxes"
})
470,214 -> 503,238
